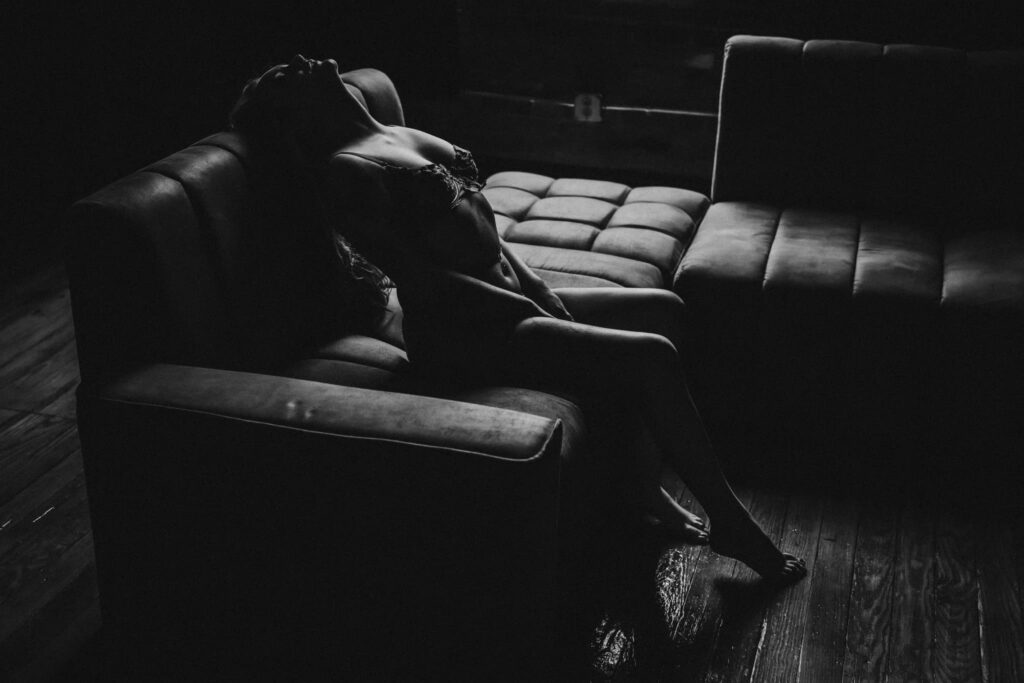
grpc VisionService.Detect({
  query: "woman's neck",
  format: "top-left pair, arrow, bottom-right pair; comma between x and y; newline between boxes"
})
337,98 -> 387,137
304,108 -> 384,165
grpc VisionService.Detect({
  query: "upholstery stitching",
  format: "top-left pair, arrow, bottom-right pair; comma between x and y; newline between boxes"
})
515,246 -> 659,287
301,350 -> 409,373
761,206 -> 785,292
532,266 -> 619,288
90,394 -> 555,463
144,167 -> 233,304
850,212 -> 863,301
138,168 -> 234,327
940,230 -> 948,308
598,223 -> 686,241
591,229 -> 675,273
710,40 -> 731,202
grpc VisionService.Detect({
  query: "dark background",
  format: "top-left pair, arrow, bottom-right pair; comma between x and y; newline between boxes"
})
4,0 -> 1022,283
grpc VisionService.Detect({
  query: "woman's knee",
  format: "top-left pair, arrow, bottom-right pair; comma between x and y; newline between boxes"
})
637,332 -> 680,364
608,332 -> 680,379
628,289 -> 687,345
643,288 -> 687,319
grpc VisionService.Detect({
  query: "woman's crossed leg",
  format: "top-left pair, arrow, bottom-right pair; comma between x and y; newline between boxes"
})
509,288 -> 806,584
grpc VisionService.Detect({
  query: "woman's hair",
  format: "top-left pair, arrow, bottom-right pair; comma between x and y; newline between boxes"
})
229,75 -> 292,144
229,70 -> 394,329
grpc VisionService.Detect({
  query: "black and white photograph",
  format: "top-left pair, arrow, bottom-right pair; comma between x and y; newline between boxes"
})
3,1 -> 1023,680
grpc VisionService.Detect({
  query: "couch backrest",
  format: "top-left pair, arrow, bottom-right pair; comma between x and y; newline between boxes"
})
65,69 -> 405,384
712,35 -> 1024,230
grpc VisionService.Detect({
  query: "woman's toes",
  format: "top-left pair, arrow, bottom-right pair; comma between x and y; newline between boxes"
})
658,488 -> 706,530
776,556 -> 808,582
641,514 -> 709,545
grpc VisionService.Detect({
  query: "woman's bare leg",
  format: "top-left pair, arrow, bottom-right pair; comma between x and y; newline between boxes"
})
554,288 -> 707,541
509,311 -> 806,583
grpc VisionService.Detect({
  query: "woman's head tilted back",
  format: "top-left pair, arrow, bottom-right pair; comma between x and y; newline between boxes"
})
229,55 -> 392,324
229,55 -> 370,165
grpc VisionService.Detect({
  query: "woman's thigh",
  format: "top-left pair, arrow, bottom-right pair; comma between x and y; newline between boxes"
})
502,316 -> 679,394
553,287 -> 687,350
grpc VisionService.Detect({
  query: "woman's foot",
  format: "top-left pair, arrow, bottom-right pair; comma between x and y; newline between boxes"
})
641,488 -> 709,545
709,513 -> 807,584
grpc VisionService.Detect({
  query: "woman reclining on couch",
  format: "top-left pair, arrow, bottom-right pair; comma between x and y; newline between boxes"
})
229,55 -> 806,584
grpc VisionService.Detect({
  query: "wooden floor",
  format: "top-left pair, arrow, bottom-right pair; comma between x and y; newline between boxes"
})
1,263 -> 1022,681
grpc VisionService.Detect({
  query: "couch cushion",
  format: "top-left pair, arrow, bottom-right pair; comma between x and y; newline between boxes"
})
943,230 -> 1024,314
311,334 -> 411,372
275,333 -> 416,392
676,201 -> 955,314
281,358 -> 415,392
679,201 -> 1024,318
674,200 -> 957,456
484,172 -> 708,289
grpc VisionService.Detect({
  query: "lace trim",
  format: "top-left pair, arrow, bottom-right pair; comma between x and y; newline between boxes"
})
335,145 -> 484,212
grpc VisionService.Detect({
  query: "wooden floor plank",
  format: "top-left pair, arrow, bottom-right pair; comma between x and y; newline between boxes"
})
843,495 -> 900,681
1011,515 -> 1024,680
0,267 -> 78,420
0,524 -> 95,645
976,517 -> 1024,683
0,450 -> 88,563
704,486 -> 802,683
0,284 -> 74,368
584,481 -> 704,680
0,412 -> 79,508
748,493 -> 824,682
930,504 -> 983,683
798,494 -> 858,683
0,264 -> 68,328
0,408 -> 23,432
657,484 -> 710,639
658,507 -> 743,680
1,561 -> 100,682
588,525 -> 681,681
0,333 -> 79,419
663,487 -> 787,682
885,492 -> 936,682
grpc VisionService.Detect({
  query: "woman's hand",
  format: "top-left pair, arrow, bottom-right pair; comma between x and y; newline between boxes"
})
498,239 -> 574,320
530,283 -> 575,321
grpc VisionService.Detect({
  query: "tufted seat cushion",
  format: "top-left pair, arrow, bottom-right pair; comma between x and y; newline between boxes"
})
678,202 -> 1024,323
483,172 -> 709,289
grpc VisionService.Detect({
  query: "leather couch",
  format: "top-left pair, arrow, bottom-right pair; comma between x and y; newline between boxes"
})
64,68 -> 707,679
673,36 -> 1024,471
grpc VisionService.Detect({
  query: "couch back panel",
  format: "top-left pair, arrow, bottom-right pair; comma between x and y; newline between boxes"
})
66,69 -> 405,384
712,36 -> 1022,229
968,50 -> 1024,228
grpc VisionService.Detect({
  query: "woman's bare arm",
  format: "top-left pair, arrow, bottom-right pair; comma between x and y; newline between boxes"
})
500,240 -> 574,321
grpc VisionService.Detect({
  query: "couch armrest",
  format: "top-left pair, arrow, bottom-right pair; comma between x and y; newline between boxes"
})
82,363 -> 561,461
77,363 -> 562,678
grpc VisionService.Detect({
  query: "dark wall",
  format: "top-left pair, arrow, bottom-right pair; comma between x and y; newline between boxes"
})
5,1 -> 1019,281
4,1 -> 458,282
458,1 -> 1024,108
